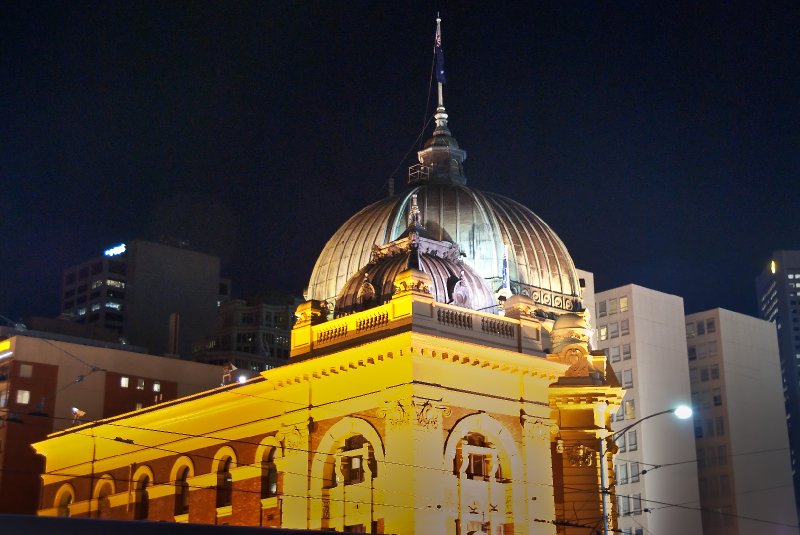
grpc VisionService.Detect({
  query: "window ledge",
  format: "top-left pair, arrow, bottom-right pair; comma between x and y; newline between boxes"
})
261,496 -> 279,509
174,513 -> 188,523
216,505 -> 233,518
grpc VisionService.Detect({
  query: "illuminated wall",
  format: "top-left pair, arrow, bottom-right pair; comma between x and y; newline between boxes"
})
34,282 -> 622,534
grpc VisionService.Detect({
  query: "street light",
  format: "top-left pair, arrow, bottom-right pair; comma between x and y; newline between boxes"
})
600,404 -> 693,535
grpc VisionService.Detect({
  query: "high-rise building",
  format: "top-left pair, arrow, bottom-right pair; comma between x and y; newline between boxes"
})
60,240 -> 230,358
0,327 -> 223,514
194,293 -> 302,371
686,308 -> 797,534
755,250 -> 800,517
594,285 -> 702,535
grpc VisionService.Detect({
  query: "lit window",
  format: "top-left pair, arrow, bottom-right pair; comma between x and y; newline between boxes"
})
343,435 -> 369,484
628,430 -> 637,451
19,364 -> 33,378
77,308 -> 87,316
137,378 -> 145,390
261,448 -> 278,499
624,399 -> 636,419
16,389 -> 31,404
599,326 -> 608,341
107,279 -> 125,289
620,319 -> 629,336
135,402 -> 143,410
622,344 -> 631,360
609,322 -> 619,338
120,376 -> 129,388
91,280 -> 103,289
90,303 -> 101,312
619,296 -> 629,312
153,382 -> 161,393
105,302 -> 122,310
598,301 -> 607,318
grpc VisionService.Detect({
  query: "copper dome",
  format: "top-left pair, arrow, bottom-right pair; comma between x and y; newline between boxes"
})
305,106 -> 581,314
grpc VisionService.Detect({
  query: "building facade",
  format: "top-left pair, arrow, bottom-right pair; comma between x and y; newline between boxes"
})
61,240 -> 230,358
32,68 -> 631,533
594,285 -> 702,535
34,277 -> 622,534
686,308 -> 798,534
755,250 -> 800,518
194,294 -> 301,372
0,329 -> 223,514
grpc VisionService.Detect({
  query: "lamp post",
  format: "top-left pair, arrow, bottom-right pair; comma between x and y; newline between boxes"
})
600,404 -> 692,535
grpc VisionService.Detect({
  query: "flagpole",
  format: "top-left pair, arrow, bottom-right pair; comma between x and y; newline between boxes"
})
436,15 -> 444,107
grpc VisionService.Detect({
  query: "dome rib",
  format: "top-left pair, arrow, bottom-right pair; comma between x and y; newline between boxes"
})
306,184 -> 581,313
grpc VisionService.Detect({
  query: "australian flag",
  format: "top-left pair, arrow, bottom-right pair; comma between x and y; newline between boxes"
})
435,22 -> 446,84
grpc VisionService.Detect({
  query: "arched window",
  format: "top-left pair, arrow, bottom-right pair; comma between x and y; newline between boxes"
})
174,466 -> 190,515
261,447 -> 278,499
216,457 -> 233,508
96,481 -> 113,518
55,486 -> 74,517
134,475 -> 150,520
342,434 -> 372,485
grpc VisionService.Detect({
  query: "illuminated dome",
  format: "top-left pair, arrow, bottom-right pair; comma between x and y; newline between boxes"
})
306,105 -> 581,314
334,198 -> 496,316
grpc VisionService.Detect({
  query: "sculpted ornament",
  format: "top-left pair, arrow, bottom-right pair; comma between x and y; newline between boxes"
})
377,400 -> 411,428
377,398 -> 451,429
522,414 -> 559,441
277,424 -> 307,450
393,279 -> 431,295
566,444 -> 595,467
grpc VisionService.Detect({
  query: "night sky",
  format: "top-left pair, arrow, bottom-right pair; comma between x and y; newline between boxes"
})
2,2 -> 799,322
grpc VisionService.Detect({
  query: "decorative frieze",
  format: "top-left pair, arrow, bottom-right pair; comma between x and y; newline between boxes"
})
377,397 -> 451,429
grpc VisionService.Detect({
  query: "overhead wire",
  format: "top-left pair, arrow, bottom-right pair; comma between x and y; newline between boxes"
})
12,408 -> 800,530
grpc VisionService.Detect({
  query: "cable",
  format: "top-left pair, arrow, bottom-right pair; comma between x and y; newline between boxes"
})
9,408 -> 800,529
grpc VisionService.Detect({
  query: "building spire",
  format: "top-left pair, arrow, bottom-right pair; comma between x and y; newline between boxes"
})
435,14 -> 446,107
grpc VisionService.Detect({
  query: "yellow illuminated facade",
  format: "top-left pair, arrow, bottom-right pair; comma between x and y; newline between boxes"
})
34,43 -> 623,532
34,269 -> 622,533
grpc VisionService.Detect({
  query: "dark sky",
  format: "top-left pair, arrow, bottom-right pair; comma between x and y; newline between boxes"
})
2,1 -> 799,321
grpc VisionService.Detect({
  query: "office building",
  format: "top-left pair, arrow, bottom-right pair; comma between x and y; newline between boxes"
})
194,293 -> 302,371
0,327 -> 223,514
595,285 -> 702,535
756,250 -> 800,517
61,240 -> 230,358
686,308 -> 797,534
